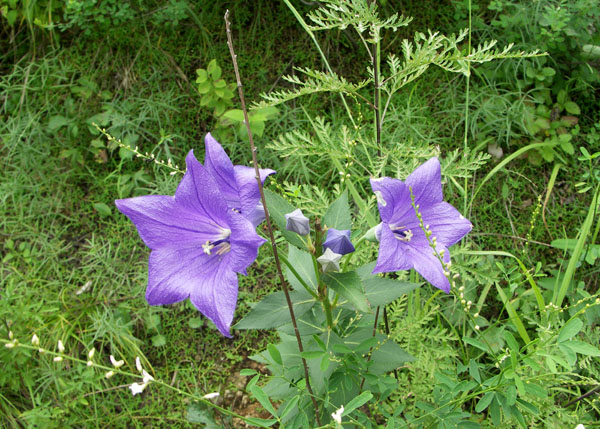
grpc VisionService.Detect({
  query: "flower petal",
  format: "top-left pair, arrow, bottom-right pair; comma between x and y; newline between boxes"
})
373,225 -> 413,273
115,195 -> 224,250
410,243 -> 451,293
204,133 -> 239,207
420,202 -> 473,247
146,245 -> 239,336
406,158 -> 443,207
190,266 -> 239,337
175,150 -> 230,226
234,165 -> 276,217
146,246 -> 221,306
227,210 -> 266,274
370,177 -> 412,224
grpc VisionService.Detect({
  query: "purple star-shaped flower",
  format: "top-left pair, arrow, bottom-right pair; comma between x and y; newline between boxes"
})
323,228 -> 355,255
115,150 -> 266,337
204,133 -> 275,226
370,158 -> 472,293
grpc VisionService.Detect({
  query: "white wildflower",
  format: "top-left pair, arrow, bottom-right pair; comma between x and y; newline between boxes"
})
129,382 -> 148,396
142,370 -> 154,383
135,356 -> 143,373
58,340 -> 65,352
202,392 -> 220,400
105,371 -> 114,379
331,405 -> 344,424
110,355 -> 124,368
53,356 -> 63,362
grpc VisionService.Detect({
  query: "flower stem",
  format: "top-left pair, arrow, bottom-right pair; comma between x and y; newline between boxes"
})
224,11 -> 321,425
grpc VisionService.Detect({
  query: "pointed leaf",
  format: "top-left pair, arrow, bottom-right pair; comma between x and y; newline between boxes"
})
235,290 -> 315,330
323,190 -> 351,230
557,318 -> 583,343
323,271 -> 370,313
357,262 -> 419,306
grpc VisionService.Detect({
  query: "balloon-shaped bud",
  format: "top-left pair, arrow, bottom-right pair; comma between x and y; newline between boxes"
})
285,208 -> 310,236
323,228 -> 355,255
317,248 -> 342,273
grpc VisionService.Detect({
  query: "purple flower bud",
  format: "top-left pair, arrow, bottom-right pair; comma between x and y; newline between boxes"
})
323,228 -> 355,255
285,209 -> 310,236
317,248 -> 342,272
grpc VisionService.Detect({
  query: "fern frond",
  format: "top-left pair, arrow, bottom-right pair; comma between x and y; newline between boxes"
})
254,67 -> 370,109
307,0 -> 411,36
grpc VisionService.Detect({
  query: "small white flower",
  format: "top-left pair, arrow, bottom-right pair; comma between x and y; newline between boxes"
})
110,355 -> 124,368
142,370 -> 154,383
8,331 -> 14,340
53,356 -> 63,362
129,382 -> 148,396
202,392 -> 220,400
5,342 -> 16,349
31,334 -> 39,346
135,356 -> 143,373
331,405 -> 344,424
88,348 -> 95,359
75,280 -> 92,295
58,340 -> 65,353
87,360 -> 93,367
105,371 -> 115,379
575,425 -> 586,429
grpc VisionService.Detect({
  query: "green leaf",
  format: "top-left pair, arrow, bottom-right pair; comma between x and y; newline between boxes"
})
322,190 -> 351,230
249,118 -> 266,137
93,203 -> 112,218
234,290 -> 314,330
188,317 -> 203,329
285,245 -> 317,292
357,262 -> 419,306
323,271 -> 370,313
267,344 -> 282,365
264,189 -> 306,249
187,402 -> 220,427
300,350 -> 325,359
342,391 -> 373,416
563,101 -> 580,115
240,369 -> 257,376
197,80 -> 211,94
244,417 -> 277,427
562,340 -> 600,356
369,337 -> 414,374
503,331 -> 520,353
222,109 -> 245,123
469,359 -> 481,383
151,334 -> 166,347
475,392 -> 494,413
463,336 -> 491,353
557,318 -> 583,343
48,115 -> 70,131
279,396 -> 300,420
195,69 -> 208,82
249,385 -> 278,417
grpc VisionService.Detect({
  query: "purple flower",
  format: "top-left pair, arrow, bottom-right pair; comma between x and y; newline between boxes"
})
370,158 -> 472,293
323,228 -> 355,255
204,133 -> 275,226
115,150 -> 266,337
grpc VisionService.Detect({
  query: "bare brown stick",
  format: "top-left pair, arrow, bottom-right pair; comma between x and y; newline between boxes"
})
224,10 -> 321,425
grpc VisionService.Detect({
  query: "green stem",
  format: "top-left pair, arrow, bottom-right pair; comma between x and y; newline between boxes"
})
279,253 -> 319,299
